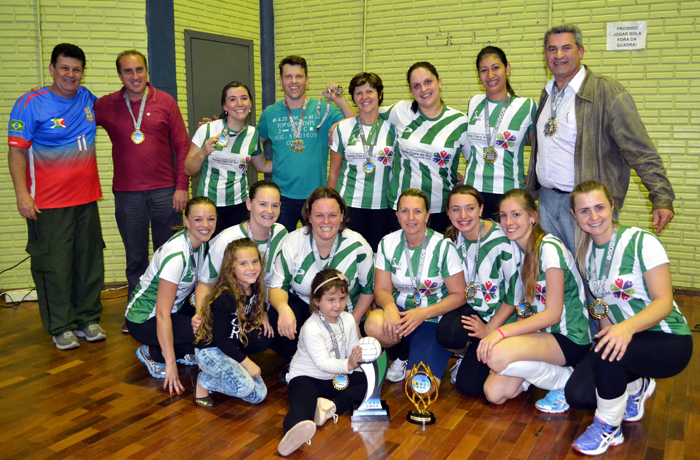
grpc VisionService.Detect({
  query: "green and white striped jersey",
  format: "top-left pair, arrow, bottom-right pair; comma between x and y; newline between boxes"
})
199,222 -> 288,288
125,230 -> 206,324
585,226 -> 689,335
454,221 -> 520,323
464,95 -> 536,194
527,234 -> 590,346
191,120 -> 261,206
269,228 -> 375,311
330,117 -> 397,209
375,229 -> 463,323
379,101 -> 469,213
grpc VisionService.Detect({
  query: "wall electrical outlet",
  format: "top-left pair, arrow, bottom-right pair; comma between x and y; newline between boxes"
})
4,289 -> 38,303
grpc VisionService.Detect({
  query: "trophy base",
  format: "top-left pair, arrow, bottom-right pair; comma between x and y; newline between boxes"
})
407,410 -> 435,425
351,399 -> 390,422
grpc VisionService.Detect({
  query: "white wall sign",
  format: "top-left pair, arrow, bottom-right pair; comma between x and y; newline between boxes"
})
606,22 -> 647,51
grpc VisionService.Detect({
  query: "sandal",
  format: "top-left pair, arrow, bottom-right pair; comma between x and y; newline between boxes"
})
191,371 -> 214,407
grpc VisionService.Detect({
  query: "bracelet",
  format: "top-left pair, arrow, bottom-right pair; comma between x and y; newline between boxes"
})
496,328 -> 506,339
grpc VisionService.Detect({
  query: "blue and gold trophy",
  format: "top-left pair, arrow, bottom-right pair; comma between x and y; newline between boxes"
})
351,337 -> 390,423
405,361 -> 438,425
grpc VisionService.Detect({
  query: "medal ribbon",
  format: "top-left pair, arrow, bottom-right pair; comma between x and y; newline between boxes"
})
184,230 -> 199,284
125,86 -> 148,132
548,81 -> 570,123
246,221 -> 272,273
588,225 -> 619,299
311,233 -> 340,272
355,116 -> 379,165
402,231 -> 429,302
483,95 -> 511,148
316,311 -> 346,359
461,220 -> 484,291
316,92 -> 333,130
285,97 -> 308,141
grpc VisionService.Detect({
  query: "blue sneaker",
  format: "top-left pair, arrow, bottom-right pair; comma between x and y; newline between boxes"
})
177,354 -> 197,366
623,378 -> 656,422
535,389 -> 570,414
136,345 -> 165,378
572,417 -> 624,456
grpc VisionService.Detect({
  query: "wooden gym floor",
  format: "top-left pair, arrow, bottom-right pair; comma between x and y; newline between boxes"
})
0,288 -> 698,460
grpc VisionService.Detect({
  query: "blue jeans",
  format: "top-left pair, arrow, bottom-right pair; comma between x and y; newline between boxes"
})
114,187 -> 181,297
537,187 -> 576,257
278,196 -> 306,232
195,347 -> 267,403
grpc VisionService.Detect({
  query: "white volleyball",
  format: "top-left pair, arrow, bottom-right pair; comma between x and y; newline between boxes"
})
358,336 -> 382,363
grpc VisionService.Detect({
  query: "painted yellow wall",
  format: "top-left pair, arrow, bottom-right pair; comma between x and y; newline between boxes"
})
274,0 -> 700,289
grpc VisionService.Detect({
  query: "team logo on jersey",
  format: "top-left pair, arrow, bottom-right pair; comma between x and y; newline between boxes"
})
421,279 -> 434,296
51,119 -> 66,129
378,147 -> 394,165
481,280 -> 498,302
496,131 -> 516,150
391,258 -> 400,270
611,278 -> 634,301
84,107 -> 94,123
10,120 -> 24,132
432,150 -> 452,167
535,283 -> 546,303
238,156 -> 251,172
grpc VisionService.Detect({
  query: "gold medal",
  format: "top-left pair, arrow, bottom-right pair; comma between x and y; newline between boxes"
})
483,147 -> 498,164
216,132 -> 229,147
516,301 -> 533,319
131,129 -> 145,144
363,160 -> 375,175
589,299 -> 609,319
412,289 -> 422,307
292,138 -> 305,153
332,373 -> 349,390
465,284 -> 477,301
544,118 -> 557,136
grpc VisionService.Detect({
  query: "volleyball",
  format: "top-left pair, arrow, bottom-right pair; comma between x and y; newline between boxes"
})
358,337 -> 382,363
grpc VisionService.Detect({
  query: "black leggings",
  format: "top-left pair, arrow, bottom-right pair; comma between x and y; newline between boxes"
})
436,304 -> 490,397
284,373 -> 367,433
566,330 -> 692,408
213,202 -> 248,238
268,292 -> 312,360
126,304 -> 196,363
346,207 -> 395,253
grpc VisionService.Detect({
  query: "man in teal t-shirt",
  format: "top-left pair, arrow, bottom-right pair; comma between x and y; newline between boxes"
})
257,55 -> 354,231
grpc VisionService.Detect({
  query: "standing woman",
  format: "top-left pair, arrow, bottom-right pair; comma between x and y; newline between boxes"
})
435,185 -> 520,395
464,46 -> 537,219
477,189 -> 590,409
186,81 -> 272,237
328,72 -> 397,251
126,197 -> 217,395
380,62 -> 470,233
268,187 -> 375,361
565,181 -> 691,456
365,189 -> 466,383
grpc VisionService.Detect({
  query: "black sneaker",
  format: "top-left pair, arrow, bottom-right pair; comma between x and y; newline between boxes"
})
277,363 -> 290,385
122,322 -> 129,334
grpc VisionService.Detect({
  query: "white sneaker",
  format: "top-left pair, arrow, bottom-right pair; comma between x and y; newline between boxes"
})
314,398 -> 338,426
278,420 -> 316,456
386,358 -> 408,382
450,356 -> 463,385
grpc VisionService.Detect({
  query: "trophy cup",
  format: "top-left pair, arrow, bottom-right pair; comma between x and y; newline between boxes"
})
351,337 -> 391,423
405,361 -> 438,425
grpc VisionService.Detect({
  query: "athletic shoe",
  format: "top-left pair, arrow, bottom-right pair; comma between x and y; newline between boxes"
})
122,322 -> 129,334
623,378 -> 656,422
386,358 -> 408,383
572,417 -> 624,456
449,356 -> 463,385
53,331 -> 80,350
314,398 -> 338,426
74,323 -> 106,342
278,420 -> 316,456
535,389 -> 570,414
136,345 -> 165,378
177,354 -> 197,366
277,363 -> 290,385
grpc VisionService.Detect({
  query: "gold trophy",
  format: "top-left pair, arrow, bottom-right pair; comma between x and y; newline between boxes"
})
404,361 -> 438,425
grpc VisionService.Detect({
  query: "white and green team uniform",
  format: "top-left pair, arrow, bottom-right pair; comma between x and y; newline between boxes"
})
375,229 -> 463,323
125,230 -> 206,324
527,234 -> 589,346
379,101 -> 469,213
269,228 -> 374,311
199,222 -> 288,288
464,95 -> 537,194
585,226 -> 689,335
330,117 -> 397,209
455,221 -> 520,323
191,120 -> 262,206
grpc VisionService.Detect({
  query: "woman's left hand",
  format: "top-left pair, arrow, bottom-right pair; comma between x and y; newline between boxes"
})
262,313 -> 274,338
462,314 -> 489,339
397,308 -> 427,337
163,362 -> 184,395
476,330 -> 504,363
594,322 -> 634,361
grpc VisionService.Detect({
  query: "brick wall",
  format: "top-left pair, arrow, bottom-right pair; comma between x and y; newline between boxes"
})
274,0 -> 700,289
